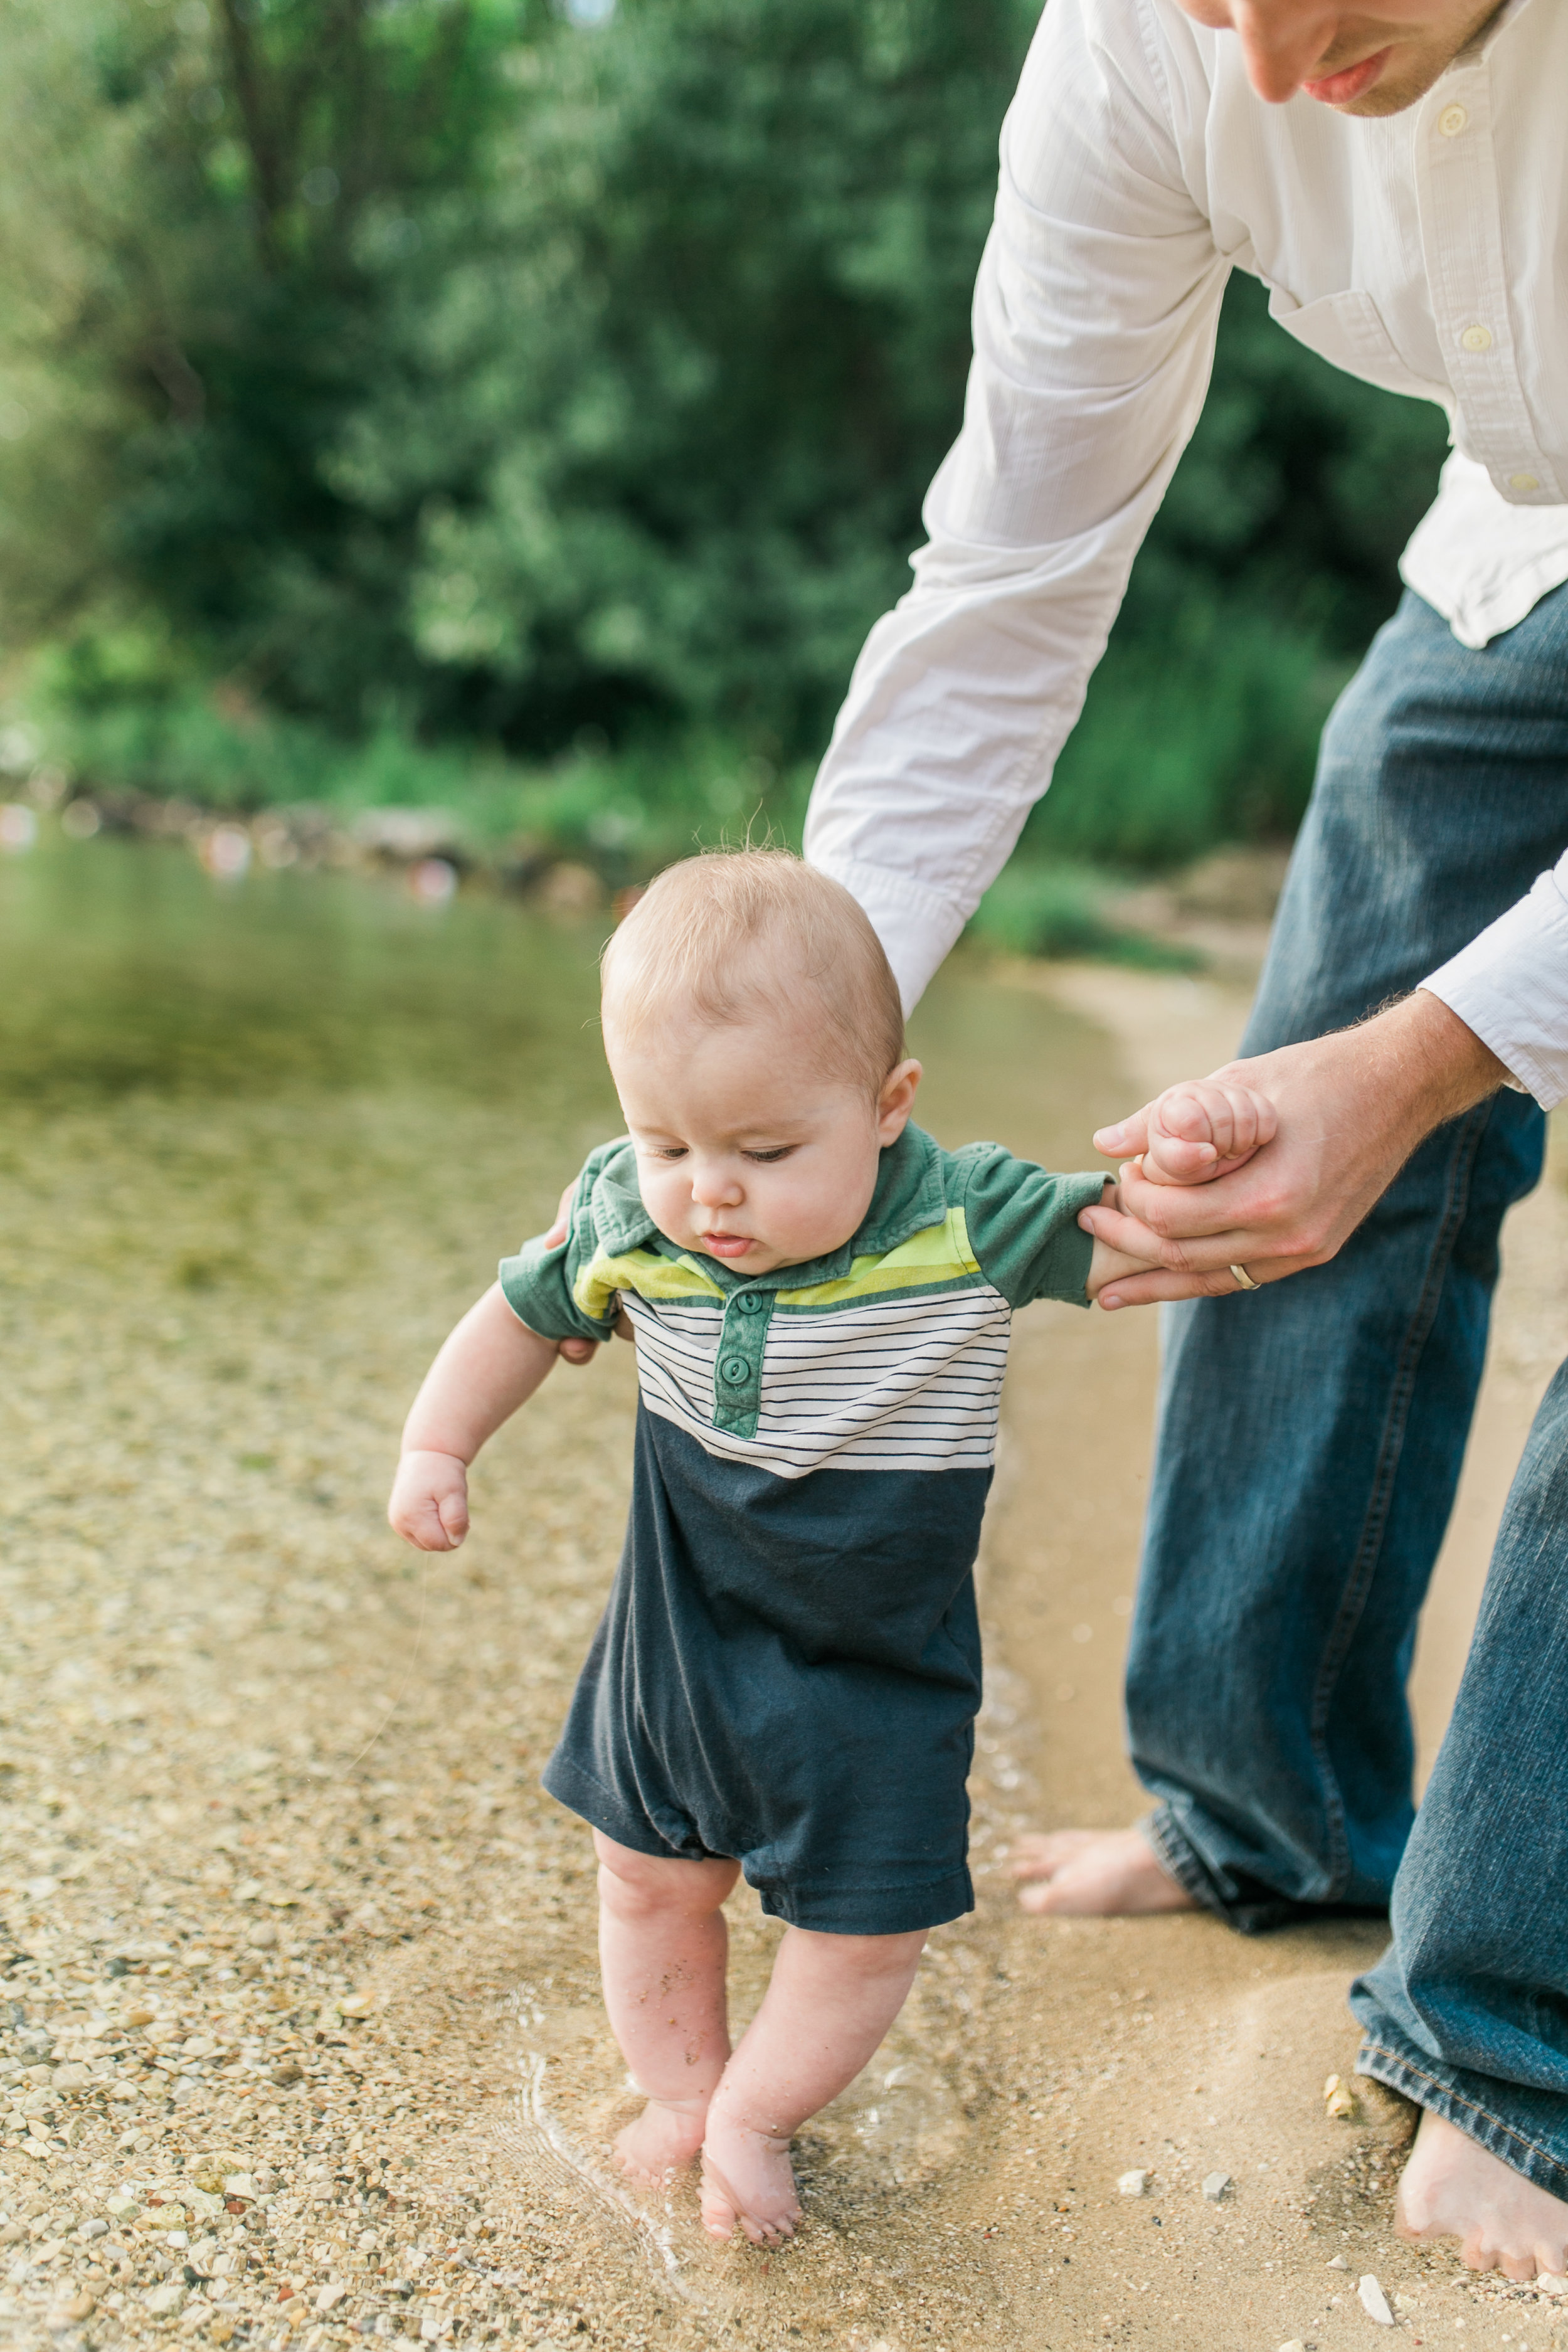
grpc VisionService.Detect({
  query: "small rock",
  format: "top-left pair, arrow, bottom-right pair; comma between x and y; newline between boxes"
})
220,2176 -> 258,2202
1323,2072 -> 1361,2122
337,1995 -> 374,2020
1201,2172 -> 1231,2201
1358,2274 -> 1394,2326
49,2294 -> 96,2325
1276,2341 -> 1307,2351
146,2282 -> 188,2316
1538,2274 -> 1568,2296
315,2284 -> 347,2312
1117,2170 -> 1149,2196
1327,2254 -> 1348,2269
270,2061 -> 302,2087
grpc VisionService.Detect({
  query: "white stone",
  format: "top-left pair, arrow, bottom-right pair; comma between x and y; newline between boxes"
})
1358,2274 -> 1394,2325
1201,2171 -> 1231,2200
1118,2170 -> 1149,2196
1277,2341 -> 1307,2351
1326,2254 -> 1348,2269
1537,2274 -> 1568,2296
146,2282 -> 188,2316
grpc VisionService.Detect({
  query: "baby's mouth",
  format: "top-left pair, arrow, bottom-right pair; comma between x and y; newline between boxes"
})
701,1231 -> 756,1259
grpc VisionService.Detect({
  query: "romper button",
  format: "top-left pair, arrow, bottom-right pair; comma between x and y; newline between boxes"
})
738,1291 -> 765,1313
1459,323 -> 1493,353
721,1355 -> 749,1384
1437,102 -> 1468,136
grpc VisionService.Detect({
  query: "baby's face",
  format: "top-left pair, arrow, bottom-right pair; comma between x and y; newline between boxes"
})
605,1006 -> 919,1276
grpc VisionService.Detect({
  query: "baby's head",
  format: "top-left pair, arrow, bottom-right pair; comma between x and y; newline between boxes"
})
600,849 -> 921,1274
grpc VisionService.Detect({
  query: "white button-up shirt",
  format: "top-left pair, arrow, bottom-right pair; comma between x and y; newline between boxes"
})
803,0 -> 1568,1104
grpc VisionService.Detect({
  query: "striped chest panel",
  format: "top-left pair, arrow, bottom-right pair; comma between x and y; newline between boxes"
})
622,1283 -> 1012,1481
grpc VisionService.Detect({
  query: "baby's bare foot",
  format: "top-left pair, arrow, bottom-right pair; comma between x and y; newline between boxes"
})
699,2109 -> 801,2245
612,2092 -> 709,2185
1396,2106 -> 1568,2279
1009,1826 -> 1197,1916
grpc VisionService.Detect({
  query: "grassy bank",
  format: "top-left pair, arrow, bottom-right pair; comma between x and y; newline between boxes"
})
1,608 -> 1328,960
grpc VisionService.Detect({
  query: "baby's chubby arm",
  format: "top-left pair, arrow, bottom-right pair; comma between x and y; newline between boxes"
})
388,1285 -> 561,1552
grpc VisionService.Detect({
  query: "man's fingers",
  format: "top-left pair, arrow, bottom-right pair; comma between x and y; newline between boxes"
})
1093,1107 -> 1153,1158
1096,1258 -> 1296,1310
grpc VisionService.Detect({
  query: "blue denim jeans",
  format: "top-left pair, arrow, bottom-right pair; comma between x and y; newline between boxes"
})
1129,583 -> 1568,2190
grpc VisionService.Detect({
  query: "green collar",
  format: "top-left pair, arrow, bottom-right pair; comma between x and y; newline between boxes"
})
586,1123 -> 950,1295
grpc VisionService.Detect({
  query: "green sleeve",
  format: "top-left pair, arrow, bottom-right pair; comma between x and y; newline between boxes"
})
957,1143 -> 1107,1310
496,1144 -> 622,1343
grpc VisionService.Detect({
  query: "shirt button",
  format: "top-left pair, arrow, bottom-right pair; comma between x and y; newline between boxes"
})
1459,323 -> 1493,353
1437,103 -> 1468,136
720,1355 -> 749,1384
1508,471 -> 1540,493
736,1291 -> 765,1313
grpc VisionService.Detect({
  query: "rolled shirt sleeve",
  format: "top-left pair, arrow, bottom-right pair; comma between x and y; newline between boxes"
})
803,0 -> 1227,1011
1422,850 -> 1568,1111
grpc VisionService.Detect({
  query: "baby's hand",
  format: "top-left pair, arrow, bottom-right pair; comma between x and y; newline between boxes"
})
388,1450 -> 470,1552
1125,1078 -> 1277,1187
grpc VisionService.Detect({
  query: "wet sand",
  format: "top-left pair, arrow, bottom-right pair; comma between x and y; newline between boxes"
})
3,854 -> 1566,2352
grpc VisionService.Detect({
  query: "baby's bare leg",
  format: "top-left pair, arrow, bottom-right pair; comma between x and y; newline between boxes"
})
700,1925 -> 926,2245
594,1831 -> 740,2183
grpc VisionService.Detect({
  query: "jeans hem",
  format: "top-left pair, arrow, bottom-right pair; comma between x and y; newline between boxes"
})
1356,2035 -> 1568,2205
1142,1808 -> 1234,1924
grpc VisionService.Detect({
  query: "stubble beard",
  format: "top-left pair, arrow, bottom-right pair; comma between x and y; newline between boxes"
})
1327,0 -> 1507,113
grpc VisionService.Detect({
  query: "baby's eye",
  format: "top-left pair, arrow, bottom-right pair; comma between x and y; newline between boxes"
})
648,1146 -> 689,1162
744,1147 -> 795,1164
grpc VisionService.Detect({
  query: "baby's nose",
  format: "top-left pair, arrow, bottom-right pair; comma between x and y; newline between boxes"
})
691,1163 -> 743,1207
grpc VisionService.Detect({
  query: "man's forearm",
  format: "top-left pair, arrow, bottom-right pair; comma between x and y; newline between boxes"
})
1328,988 -> 1507,1161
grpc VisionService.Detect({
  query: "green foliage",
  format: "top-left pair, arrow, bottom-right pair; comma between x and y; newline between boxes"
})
0,0 -> 1453,876
968,863 -> 1200,969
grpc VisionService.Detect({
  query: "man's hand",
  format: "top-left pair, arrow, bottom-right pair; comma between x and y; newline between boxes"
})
388,1449 -> 470,1552
1079,990 -> 1507,1309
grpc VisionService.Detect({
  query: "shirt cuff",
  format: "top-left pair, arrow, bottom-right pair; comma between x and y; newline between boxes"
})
806,852 -> 968,1014
1421,858 -> 1568,1111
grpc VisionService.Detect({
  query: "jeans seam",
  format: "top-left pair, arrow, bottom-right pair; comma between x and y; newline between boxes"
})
1355,2037 -> 1567,2183
1305,1100 -> 1491,1902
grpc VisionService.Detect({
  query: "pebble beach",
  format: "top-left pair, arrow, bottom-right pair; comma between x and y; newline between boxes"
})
5,836 -> 1568,2352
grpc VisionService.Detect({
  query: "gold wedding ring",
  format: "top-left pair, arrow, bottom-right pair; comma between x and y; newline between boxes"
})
1229,1263 -> 1259,1292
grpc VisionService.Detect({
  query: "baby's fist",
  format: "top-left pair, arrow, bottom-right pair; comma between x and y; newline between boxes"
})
1136,1078 -> 1278,1186
388,1449 -> 470,1551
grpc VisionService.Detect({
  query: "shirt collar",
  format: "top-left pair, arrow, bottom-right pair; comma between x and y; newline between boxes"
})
588,1123 -> 948,1294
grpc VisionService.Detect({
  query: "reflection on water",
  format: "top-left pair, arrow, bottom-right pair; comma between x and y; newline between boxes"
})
0,834 -> 615,1106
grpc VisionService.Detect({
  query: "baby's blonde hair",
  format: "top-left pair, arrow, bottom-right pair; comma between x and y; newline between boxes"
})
601,848 -> 905,1095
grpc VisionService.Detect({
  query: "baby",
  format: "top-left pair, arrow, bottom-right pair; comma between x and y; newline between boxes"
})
388,849 -> 1271,2248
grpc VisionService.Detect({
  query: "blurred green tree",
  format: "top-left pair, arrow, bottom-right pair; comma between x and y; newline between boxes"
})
0,0 -> 1451,857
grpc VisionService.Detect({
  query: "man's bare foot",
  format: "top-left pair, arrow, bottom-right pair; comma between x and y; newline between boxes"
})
699,2107 -> 802,2245
612,2092 -> 709,2185
1009,1826 -> 1197,1916
1396,2106 -> 1568,2279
